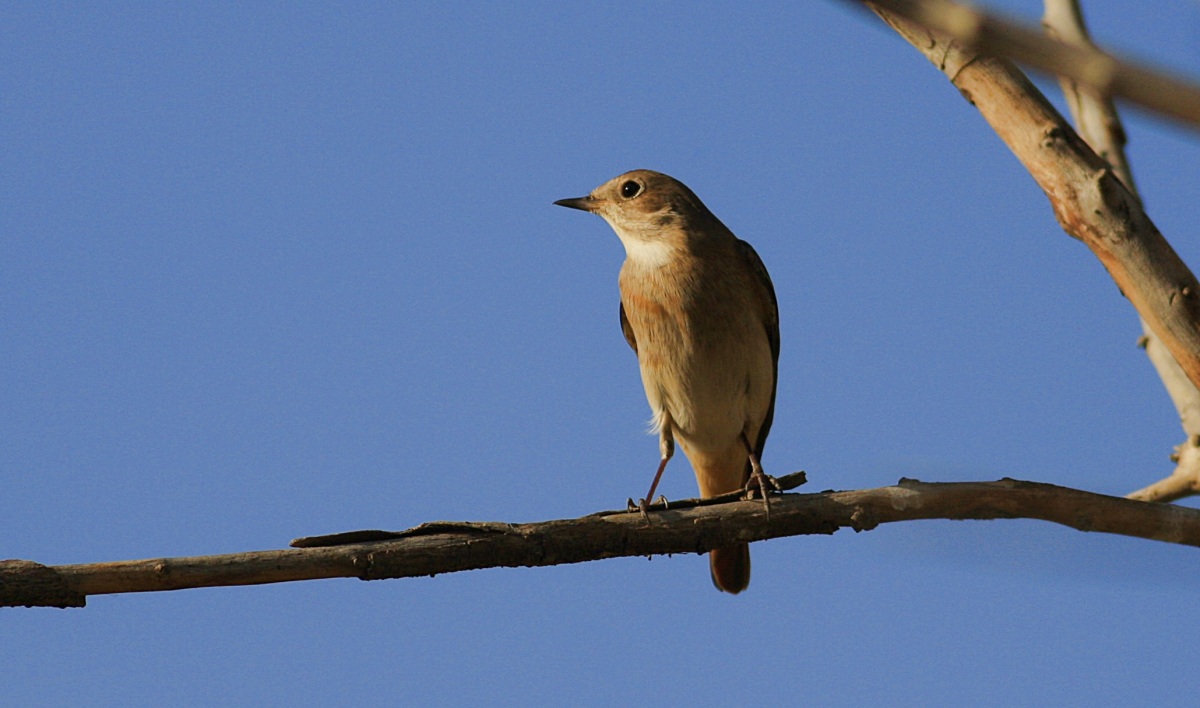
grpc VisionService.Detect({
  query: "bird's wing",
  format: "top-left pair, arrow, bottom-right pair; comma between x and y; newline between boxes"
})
736,238 -> 779,365
737,238 -> 780,458
619,301 -> 638,355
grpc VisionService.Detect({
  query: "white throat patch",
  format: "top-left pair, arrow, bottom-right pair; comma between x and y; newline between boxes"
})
612,229 -> 676,269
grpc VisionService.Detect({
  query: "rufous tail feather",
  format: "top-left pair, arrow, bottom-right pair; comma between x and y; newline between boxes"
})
709,543 -> 750,594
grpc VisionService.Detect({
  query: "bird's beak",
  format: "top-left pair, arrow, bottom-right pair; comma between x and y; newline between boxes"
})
554,196 -> 598,212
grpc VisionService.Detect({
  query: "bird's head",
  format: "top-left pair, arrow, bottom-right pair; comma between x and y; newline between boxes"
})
555,169 -> 717,266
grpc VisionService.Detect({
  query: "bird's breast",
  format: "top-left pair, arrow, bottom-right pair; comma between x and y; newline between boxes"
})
618,260 -> 773,446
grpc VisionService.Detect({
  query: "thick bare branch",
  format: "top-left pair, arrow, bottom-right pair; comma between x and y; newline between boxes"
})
6,475 -> 1200,609
866,4 -> 1200,406
1038,0 -> 1200,502
856,0 -> 1200,131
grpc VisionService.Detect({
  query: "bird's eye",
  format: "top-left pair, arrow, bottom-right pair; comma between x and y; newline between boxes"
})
620,180 -> 642,199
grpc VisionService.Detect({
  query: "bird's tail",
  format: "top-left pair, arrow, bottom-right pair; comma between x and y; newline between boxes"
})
709,543 -> 751,594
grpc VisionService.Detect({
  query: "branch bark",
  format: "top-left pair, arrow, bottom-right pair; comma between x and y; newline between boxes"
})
856,0 -> 1200,501
856,0 -> 1200,131
1039,0 -> 1200,502
1040,1 -> 1135,193
6,475 -> 1200,609
864,2 -> 1200,419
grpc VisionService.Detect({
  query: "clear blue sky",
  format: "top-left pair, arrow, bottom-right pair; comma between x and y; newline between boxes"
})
5,1 -> 1200,705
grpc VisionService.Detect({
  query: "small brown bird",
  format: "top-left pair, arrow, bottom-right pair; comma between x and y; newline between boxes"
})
555,169 -> 780,594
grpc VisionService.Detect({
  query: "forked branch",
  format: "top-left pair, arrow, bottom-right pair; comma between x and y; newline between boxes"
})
1040,0 -> 1200,502
864,4 -> 1200,396
861,0 -> 1200,501
857,0 -> 1200,130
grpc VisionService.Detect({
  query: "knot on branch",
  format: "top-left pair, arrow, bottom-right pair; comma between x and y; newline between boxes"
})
1040,124 -> 1066,148
1168,286 -> 1194,307
850,506 -> 879,532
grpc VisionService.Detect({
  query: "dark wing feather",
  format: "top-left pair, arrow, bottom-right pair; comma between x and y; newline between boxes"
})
619,301 -> 638,355
736,238 -> 780,461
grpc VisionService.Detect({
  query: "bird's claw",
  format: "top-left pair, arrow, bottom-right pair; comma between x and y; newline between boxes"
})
744,470 -> 781,520
628,495 -> 669,520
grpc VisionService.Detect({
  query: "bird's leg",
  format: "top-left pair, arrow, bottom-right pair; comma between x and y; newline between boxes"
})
740,431 -> 781,519
630,430 -> 674,516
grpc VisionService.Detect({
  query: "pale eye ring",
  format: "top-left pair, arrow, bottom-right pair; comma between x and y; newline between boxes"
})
620,180 -> 642,199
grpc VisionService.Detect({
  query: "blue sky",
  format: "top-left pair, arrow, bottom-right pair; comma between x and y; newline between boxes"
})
4,1 -> 1200,705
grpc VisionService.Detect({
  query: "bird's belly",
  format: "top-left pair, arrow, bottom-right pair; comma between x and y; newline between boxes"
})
638,326 -> 774,452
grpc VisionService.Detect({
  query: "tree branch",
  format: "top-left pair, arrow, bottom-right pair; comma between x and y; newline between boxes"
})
864,2 -> 1200,409
1038,0 -> 1200,502
854,0 -> 1200,131
856,0 -> 1200,501
1040,1 -> 1135,192
6,474 -> 1200,609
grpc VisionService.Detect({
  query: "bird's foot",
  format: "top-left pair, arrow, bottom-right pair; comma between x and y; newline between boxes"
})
628,495 -> 669,520
743,469 -> 782,520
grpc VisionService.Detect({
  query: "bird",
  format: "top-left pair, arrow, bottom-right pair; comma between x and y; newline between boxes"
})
554,169 -> 780,594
